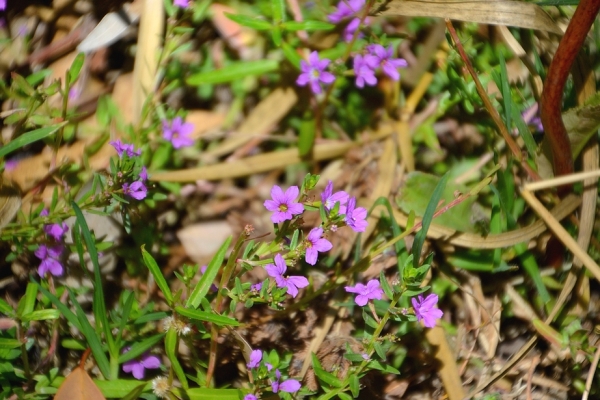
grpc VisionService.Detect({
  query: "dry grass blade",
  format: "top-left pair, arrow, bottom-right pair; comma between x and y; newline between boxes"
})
0,183 -> 21,231
368,193 -> 580,249
150,141 -> 356,182
521,189 -> 600,282
378,0 -> 562,34
207,87 -> 298,158
425,326 -> 466,400
132,0 -> 164,124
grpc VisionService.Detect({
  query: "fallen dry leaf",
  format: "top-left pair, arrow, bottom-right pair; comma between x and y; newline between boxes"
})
54,366 -> 106,400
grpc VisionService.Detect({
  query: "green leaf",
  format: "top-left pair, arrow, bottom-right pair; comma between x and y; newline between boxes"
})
0,299 -> 14,317
165,329 -> 188,389
37,284 -> 81,332
338,392 -> 353,400
118,333 -> 165,363
67,53 -> 85,85
186,236 -> 232,308
281,20 -> 335,31
366,360 -> 400,374
281,41 -> 302,69
175,306 -> 239,326
68,290 -> 111,379
298,116 -> 315,157
187,60 -> 279,85
172,387 -> 243,400
311,353 -> 343,388
407,172 -> 449,268
16,282 -> 37,318
224,13 -> 272,30
21,309 -> 60,322
379,271 -> 393,299
0,123 -> 66,158
119,382 -> 148,400
0,338 -> 21,349
73,202 -> 116,363
349,374 -> 360,397
141,246 -> 173,306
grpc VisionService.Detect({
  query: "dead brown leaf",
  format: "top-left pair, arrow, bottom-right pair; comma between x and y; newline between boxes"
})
379,0 -> 562,34
54,367 -> 106,400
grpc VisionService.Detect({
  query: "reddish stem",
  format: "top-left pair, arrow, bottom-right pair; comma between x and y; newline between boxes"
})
540,0 -> 600,187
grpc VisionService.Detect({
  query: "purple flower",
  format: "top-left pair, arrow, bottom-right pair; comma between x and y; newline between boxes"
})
251,282 -> 263,291
265,254 -> 309,298
174,0 -> 189,7
345,197 -> 368,232
367,44 -> 408,81
328,0 -> 365,23
244,395 -> 257,400
139,166 -> 148,181
296,51 -> 335,95
40,209 -> 49,217
321,180 -> 349,214
247,349 -> 262,369
163,117 -> 194,149
123,181 -> 148,200
304,227 -> 332,265
271,369 -> 301,393
412,294 -> 443,328
122,349 -> 161,380
44,222 -> 68,241
345,279 -> 384,306
264,185 -> 304,224
0,0 -> 6,11
110,140 -> 141,158
35,245 -> 64,277
353,54 -> 377,89
328,0 -> 368,42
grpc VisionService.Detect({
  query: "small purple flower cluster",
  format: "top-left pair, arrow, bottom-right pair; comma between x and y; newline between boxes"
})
35,209 -> 69,278
0,0 -> 6,11
173,0 -> 189,8
412,293 -> 444,328
121,347 -> 161,380
296,2 -> 409,95
162,116 -> 194,149
327,0 -> 369,42
110,140 -> 148,200
246,349 -> 301,398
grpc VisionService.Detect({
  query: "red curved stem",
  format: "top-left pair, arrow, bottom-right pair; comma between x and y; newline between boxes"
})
540,0 -> 600,187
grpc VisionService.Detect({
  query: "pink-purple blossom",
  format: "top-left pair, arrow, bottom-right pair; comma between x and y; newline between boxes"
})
139,166 -> 148,181
251,282 -> 263,292
174,0 -> 189,7
328,0 -> 368,42
247,349 -> 262,369
345,279 -> 384,306
321,180 -> 349,214
366,44 -> 408,81
304,227 -> 332,265
163,117 -> 194,149
40,209 -> 49,217
265,254 -> 309,298
345,197 -> 368,232
244,395 -> 257,400
122,349 -> 161,380
35,244 -> 64,277
0,0 -> 6,11
412,293 -> 443,328
44,222 -> 68,241
123,181 -> 148,200
264,185 -> 304,224
353,54 -> 378,89
296,51 -> 335,95
271,369 -> 301,393
110,140 -> 141,158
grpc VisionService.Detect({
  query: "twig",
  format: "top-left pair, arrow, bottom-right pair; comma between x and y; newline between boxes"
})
540,0 -> 600,188
582,339 -> 600,400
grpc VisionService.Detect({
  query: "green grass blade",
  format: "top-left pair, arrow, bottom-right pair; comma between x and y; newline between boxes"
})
0,123 -> 66,158
412,173 -> 449,268
141,246 -> 173,306
186,236 -> 232,308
